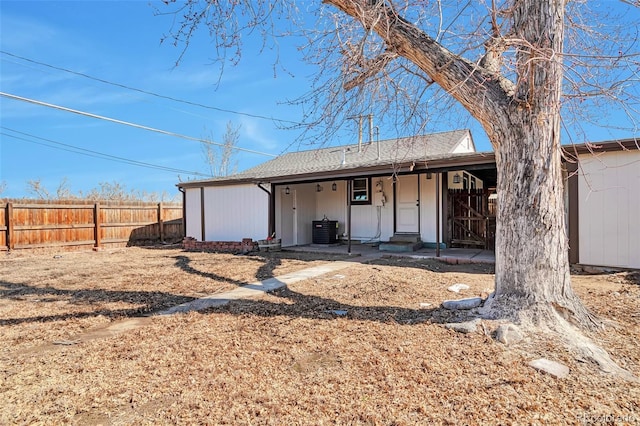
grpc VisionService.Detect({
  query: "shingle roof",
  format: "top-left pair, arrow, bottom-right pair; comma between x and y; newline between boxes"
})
181,129 -> 473,186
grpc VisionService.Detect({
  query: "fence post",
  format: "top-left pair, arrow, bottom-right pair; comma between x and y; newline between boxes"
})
158,202 -> 164,242
6,202 -> 14,251
94,202 -> 101,249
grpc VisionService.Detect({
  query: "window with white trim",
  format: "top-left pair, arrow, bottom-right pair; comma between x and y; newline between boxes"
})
351,177 -> 371,205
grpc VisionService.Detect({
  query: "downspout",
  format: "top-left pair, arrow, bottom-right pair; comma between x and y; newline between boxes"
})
436,173 -> 441,258
200,187 -> 206,242
178,186 -> 186,239
257,183 -> 275,238
347,179 -> 352,255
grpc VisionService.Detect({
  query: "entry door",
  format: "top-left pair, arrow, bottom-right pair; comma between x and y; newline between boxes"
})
396,175 -> 420,233
280,188 -> 297,246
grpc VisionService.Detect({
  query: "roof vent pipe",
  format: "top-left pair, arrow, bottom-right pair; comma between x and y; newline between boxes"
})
358,115 -> 363,152
375,126 -> 380,160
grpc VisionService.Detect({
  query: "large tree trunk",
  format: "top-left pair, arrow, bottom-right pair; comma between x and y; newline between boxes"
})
486,117 -> 597,328
479,0 -> 595,328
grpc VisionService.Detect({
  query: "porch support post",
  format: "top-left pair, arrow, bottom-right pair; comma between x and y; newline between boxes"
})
200,187 -> 206,242
257,183 -> 275,238
436,173 -> 441,257
347,179 -> 352,255
566,162 -> 579,264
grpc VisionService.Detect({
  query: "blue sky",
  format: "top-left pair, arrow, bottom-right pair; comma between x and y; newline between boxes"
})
1,1 -> 637,200
1,0 -> 326,199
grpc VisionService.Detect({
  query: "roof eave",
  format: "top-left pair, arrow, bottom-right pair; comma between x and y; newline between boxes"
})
177,151 -> 497,188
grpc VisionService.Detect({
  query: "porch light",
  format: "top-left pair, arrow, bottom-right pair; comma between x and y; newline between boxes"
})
332,182 -> 337,191
316,184 -> 323,192
285,186 -> 290,195
426,172 -> 432,180
453,173 -> 461,184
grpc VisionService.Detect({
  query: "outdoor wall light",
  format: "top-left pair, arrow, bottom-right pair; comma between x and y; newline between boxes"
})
285,186 -> 290,195
332,182 -> 337,191
453,173 -> 461,184
316,184 -> 323,192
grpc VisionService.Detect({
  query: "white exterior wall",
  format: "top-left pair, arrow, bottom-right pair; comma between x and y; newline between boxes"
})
451,134 -> 475,153
276,183 -> 317,246
202,184 -> 269,241
578,150 -> 640,268
350,177 -> 394,241
315,181 -> 347,236
447,170 -> 484,190
419,173 -> 444,245
184,188 -> 202,240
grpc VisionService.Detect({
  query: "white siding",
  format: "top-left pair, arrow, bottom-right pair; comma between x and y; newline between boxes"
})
349,177 -> 394,242
578,150 -> 640,268
276,183 -> 321,246
202,184 -> 269,241
451,134 -> 475,153
295,184 -> 316,245
419,173 -> 444,244
185,188 -> 202,241
315,181 -> 347,236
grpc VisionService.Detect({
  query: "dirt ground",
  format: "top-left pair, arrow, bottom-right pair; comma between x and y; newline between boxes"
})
1,246 -> 639,425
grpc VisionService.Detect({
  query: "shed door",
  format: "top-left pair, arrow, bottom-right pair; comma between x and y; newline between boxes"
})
281,188 -> 297,246
396,175 -> 420,233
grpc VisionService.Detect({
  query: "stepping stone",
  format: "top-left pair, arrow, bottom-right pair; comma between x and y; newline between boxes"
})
442,297 -> 483,310
444,319 -> 480,334
447,283 -> 470,293
495,323 -> 524,345
529,358 -> 570,379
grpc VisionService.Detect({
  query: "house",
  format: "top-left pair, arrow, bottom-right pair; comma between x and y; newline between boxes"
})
177,131 -> 640,269
178,129 -> 496,251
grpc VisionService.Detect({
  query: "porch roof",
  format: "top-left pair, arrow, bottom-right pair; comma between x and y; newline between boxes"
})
179,129 -> 496,188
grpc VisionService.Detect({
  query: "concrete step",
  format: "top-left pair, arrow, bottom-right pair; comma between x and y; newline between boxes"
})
378,241 -> 423,252
389,233 -> 422,243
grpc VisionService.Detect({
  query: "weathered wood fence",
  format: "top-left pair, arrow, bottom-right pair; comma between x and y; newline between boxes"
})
0,200 -> 183,251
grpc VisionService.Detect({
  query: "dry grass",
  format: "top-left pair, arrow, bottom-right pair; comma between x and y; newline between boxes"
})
1,247 -> 639,425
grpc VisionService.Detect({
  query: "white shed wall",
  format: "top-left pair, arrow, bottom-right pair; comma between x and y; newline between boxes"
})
419,173 -> 444,244
578,150 -> 640,268
185,188 -> 202,240
315,181 -> 347,236
202,184 -> 269,241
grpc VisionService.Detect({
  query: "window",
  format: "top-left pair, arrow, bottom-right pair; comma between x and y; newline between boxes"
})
351,177 -> 371,205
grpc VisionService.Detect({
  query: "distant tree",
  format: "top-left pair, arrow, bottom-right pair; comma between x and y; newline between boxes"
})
202,121 -> 240,177
0,181 -> 7,198
163,0 -> 639,378
22,178 -> 180,203
26,178 -> 52,200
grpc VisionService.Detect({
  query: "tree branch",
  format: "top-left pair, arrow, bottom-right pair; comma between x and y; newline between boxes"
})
344,50 -> 398,91
324,0 -> 515,133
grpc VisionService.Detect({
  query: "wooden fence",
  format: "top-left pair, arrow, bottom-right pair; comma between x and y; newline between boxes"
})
0,200 -> 183,251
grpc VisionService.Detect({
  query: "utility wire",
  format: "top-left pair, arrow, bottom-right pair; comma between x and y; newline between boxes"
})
0,91 -> 277,157
1,127 -> 210,177
0,50 -> 303,126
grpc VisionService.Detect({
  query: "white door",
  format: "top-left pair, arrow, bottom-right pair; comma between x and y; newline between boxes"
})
280,188 -> 297,246
396,175 -> 420,233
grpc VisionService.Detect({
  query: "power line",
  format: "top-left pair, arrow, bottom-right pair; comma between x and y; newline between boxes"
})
0,50 -> 303,126
0,91 -> 277,158
1,127 -> 211,177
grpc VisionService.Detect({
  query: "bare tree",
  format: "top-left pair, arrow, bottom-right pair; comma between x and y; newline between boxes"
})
202,121 -> 240,177
162,0 -> 639,377
0,181 -> 7,198
26,178 -> 51,200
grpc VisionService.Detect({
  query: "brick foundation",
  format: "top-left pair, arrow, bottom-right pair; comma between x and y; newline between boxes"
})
182,237 -> 257,254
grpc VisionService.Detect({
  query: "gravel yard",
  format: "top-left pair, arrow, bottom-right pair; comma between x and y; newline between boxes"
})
1,246 -> 638,424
